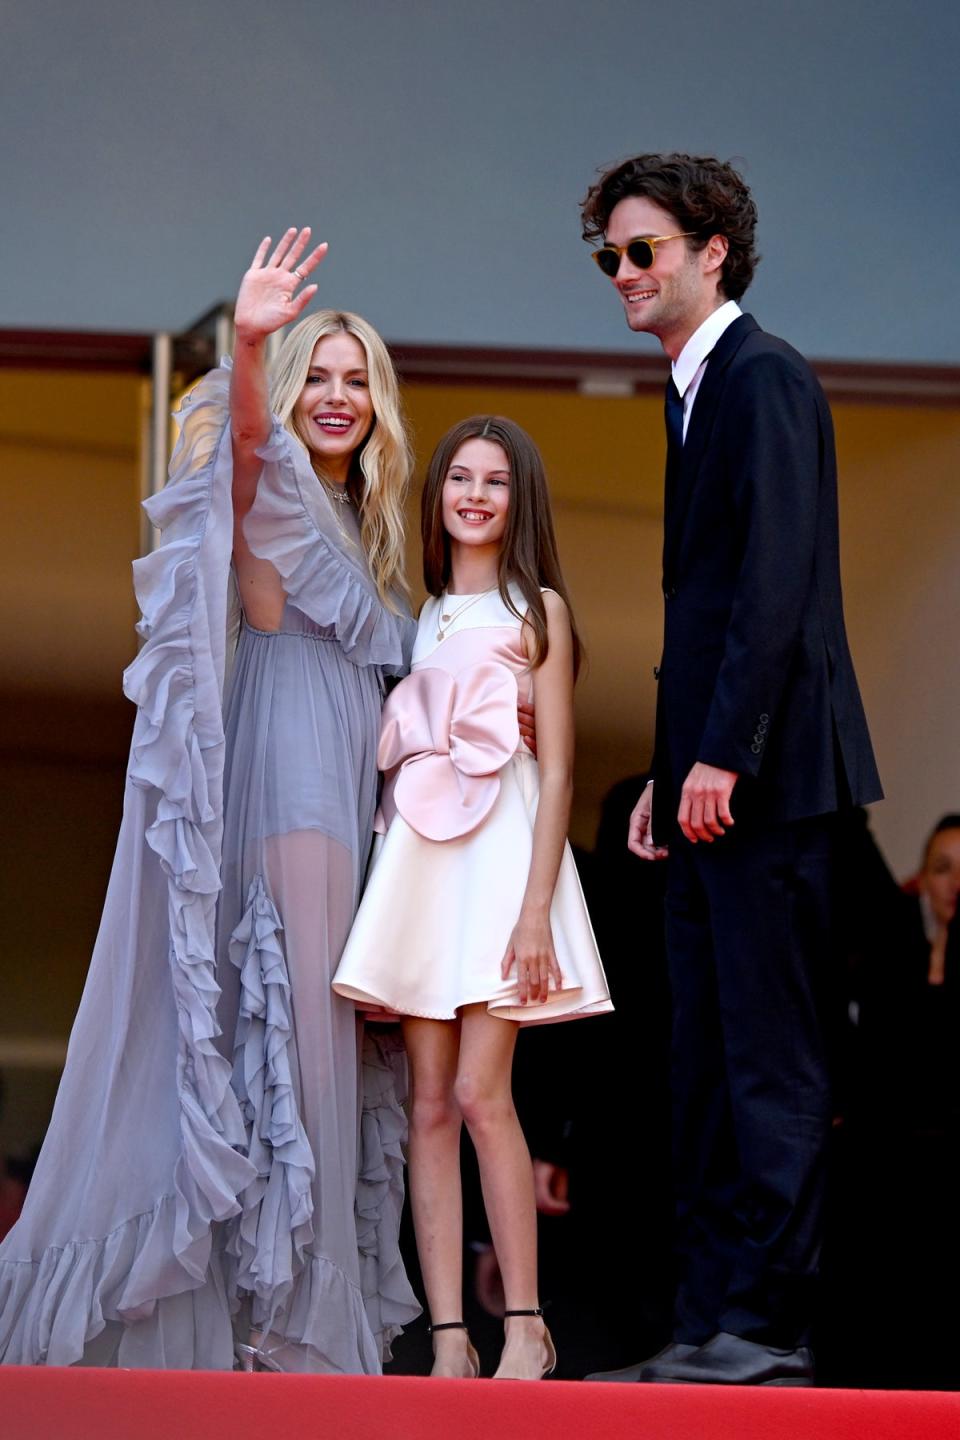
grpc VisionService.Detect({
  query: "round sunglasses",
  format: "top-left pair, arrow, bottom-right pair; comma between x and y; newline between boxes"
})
590,233 -> 696,278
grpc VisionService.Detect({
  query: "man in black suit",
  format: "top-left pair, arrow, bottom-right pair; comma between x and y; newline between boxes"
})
581,154 -> 882,1385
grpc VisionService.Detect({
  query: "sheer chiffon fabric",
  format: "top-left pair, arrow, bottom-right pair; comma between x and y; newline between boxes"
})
0,364 -> 419,1370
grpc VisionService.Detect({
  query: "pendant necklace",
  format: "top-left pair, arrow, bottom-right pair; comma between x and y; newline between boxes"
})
315,474 -> 360,551
436,587 -> 495,643
311,459 -> 352,509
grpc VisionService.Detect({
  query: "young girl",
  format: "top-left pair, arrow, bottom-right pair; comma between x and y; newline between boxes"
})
334,417 -> 612,1380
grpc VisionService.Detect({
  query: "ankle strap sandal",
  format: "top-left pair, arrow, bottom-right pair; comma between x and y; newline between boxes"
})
427,1320 -> 480,1378
497,1307 -> 556,1378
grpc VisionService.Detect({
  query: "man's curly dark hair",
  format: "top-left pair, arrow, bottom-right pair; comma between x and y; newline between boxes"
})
580,153 -> 760,302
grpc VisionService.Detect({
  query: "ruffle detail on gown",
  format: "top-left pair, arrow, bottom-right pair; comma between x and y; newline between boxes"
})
228,876 -> 316,1313
239,394 -> 415,676
117,381 -> 254,1300
0,373 -> 254,1367
356,1029 -> 422,1360
226,880 -> 419,1371
233,1031 -> 421,1372
248,1029 -> 421,1374
266,1255 -> 380,1374
0,1197 -> 233,1368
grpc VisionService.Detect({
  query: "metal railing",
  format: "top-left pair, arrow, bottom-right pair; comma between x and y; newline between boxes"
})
140,302 -> 238,553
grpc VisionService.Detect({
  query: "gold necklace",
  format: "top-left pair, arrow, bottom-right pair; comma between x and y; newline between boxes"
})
436,587 -> 496,643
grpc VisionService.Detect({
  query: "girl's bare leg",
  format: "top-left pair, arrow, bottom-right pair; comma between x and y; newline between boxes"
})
456,1004 -> 554,1380
402,1015 -> 478,1378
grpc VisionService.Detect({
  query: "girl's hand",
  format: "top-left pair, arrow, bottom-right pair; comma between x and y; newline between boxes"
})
501,913 -> 562,1005
234,227 -> 328,342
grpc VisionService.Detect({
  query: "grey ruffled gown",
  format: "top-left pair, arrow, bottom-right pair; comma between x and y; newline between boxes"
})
0,364 -> 420,1370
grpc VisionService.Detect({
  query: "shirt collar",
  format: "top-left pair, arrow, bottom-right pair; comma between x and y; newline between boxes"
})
671,299 -> 742,398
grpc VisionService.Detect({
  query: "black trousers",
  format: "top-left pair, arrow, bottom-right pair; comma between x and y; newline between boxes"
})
664,814 -> 836,1348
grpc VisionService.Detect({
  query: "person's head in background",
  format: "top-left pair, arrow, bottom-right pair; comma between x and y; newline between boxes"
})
919,814 -> 960,936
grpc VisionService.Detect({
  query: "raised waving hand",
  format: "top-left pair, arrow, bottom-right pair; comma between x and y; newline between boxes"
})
234,227 -> 328,341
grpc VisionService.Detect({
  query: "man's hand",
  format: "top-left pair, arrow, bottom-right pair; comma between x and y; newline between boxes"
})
678,762 -> 738,843
533,1159 -> 571,1216
628,781 -> 668,860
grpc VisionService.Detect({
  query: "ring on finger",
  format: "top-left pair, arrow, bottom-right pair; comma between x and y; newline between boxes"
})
293,266 -> 305,280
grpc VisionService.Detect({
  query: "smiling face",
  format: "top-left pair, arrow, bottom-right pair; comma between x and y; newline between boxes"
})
603,195 -> 727,357
292,331 -> 374,482
921,827 -> 960,930
441,437 -> 511,561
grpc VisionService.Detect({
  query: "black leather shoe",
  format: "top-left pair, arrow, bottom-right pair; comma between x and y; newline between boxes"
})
641,1330 -> 815,1386
585,1341 -> 701,1383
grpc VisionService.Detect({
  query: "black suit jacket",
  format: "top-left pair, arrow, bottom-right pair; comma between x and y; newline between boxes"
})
651,314 -> 882,843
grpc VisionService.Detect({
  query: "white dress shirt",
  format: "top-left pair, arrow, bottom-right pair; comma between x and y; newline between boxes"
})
672,299 -> 742,441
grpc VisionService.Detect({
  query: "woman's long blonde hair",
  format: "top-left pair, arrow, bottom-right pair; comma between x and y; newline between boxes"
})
269,310 -> 411,606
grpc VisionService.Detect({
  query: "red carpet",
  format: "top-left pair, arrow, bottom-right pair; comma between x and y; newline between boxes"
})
2,1368 -> 958,1440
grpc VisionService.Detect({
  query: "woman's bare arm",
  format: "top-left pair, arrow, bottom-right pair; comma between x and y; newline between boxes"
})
228,229 -> 328,628
501,591 -> 575,1004
230,227 -> 327,517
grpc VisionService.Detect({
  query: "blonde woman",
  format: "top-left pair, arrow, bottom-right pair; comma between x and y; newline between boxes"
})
0,229 -> 420,1373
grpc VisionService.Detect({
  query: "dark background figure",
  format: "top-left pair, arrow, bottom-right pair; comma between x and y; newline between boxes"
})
0,1076 -> 33,1244
821,814 -> 960,1390
855,815 -> 960,1133
822,806 -> 906,1123
581,153 -> 882,1387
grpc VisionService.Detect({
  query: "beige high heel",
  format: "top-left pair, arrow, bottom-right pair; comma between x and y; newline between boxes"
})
427,1320 -> 481,1379
495,1307 -> 556,1380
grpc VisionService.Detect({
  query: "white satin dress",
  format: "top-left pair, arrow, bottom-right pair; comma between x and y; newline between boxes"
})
333,587 -> 612,1025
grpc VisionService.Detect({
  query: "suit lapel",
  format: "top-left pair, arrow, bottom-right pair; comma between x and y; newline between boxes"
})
663,313 -> 760,579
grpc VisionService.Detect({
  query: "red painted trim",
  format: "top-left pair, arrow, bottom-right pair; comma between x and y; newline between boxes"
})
2,327 -> 958,405
390,342 -> 960,406
0,329 -> 153,372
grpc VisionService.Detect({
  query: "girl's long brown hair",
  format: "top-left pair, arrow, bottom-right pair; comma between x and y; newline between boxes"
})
421,416 -> 582,677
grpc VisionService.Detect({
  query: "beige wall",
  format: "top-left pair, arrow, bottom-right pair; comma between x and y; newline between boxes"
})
0,371 -> 144,694
0,371 -> 145,1152
830,404 -> 960,876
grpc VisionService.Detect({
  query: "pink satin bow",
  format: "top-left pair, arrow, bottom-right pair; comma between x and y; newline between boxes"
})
377,662 -> 520,841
